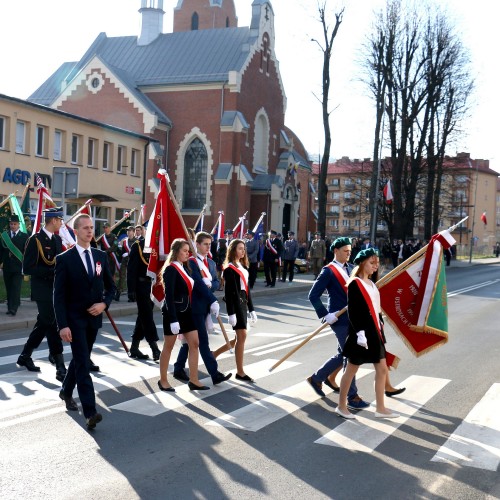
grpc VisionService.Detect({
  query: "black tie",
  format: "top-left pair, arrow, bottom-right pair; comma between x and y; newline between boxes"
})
84,249 -> 93,279
344,263 -> 350,276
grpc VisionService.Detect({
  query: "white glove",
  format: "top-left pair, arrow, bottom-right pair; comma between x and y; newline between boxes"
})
228,314 -> 237,327
202,277 -> 212,287
210,301 -> 220,317
324,312 -> 339,325
356,330 -> 368,349
170,322 -> 180,335
205,314 -> 214,333
249,311 -> 258,324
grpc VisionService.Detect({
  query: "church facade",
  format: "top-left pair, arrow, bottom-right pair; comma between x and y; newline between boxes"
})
29,0 -> 312,238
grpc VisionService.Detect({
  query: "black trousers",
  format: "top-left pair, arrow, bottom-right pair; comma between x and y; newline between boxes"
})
22,299 -> 63,355
282,259 -> 295,282
4,271 -> 22,313
264,260 -> 277,286
131,280 -> 159,343
248,262 -> 258,288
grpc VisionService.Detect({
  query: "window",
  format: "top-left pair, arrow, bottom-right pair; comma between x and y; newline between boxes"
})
103,142 -> 110,170
88,138 -> 96,167
253,112 -> 270,171
342,220 -> 350,227
0,116 -> 5,149
330,206 -> 339,214
131,149 -> 139,176
54,130 -> 63,160
330,178 -> 340,186
16,121 -> 26,153
330,192 -> 339,200
344,192 -> 352,200
71,134 -> 79,164
36,125 -> 45,157
115,208 -> 135,225
329,219 -> 339,228
117,145 -> 125,173
93,205 -> 109,235
191,12 -> 199,30
182,138 -> 207,210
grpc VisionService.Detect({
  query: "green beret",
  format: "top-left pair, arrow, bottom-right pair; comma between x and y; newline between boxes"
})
353,247 -> 379,265
331,237 -> 351,251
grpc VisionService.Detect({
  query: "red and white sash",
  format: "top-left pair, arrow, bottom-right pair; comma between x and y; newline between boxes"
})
101,234 -> 120,270
326,262 -> 349,295
225,263 -> 249,295
265,239 -> 278,255
189,255 -> 210,279
353,278 -> 382,339
171,262 -> 194,299
122,238 -> 132,258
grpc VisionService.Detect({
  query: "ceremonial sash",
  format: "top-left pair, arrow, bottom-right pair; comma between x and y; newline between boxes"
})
171,262 -> 194,299
226,263 -> 249,295
353,278 -> 382,340
1,231 -> 23,262
326,263 -> 348,295
101,234 -> 120,270
189,255 -> 210,279
122,238 -> 132,258
265,239 -> 278,255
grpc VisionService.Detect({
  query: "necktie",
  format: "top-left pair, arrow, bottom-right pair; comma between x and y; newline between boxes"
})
344,263 -> 350,276
11,232 -> 15,239
204,258 -> 208,268
84,249 -> 93,279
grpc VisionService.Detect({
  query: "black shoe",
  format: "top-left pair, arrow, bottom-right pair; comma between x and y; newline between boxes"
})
149,341 -> 161,362
306,376 -> 325,397
188,381 -> 210,391
157,380 -> 175,392
212,372 -> 232,385
89,359 -> 100,372
385,387 -> 406,397
59,390 -> 78,411
55,370 -> 66,382
265,284 -> 270,287
280,279 -> 286,282
48,354 -> 56,365
86,412 -> 103,430
114,292 -> 121,302
324,379 -> 340,393
17,355 -> 41,372
235,373 -> 254,383
173,370 -> 190,382
6,311 -> 16,316
129,348 -> 149,360
270,284 -> 275,288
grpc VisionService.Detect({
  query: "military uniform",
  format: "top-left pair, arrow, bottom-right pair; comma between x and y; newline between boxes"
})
99,226 -> 119,277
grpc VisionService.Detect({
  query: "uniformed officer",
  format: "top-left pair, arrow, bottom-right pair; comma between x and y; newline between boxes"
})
17,207 -> 66,380
99,222 -> 119,277
263,230 -> 283,287
116,226 -> 136,301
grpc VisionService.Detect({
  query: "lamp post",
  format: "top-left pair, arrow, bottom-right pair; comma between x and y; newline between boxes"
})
468,159 -> 479,264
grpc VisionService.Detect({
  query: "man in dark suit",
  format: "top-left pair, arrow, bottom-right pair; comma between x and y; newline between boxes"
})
0,214 -> 29,315
54,214 -> 116,430
17,207 -> 66,379
263,230 -> 283,287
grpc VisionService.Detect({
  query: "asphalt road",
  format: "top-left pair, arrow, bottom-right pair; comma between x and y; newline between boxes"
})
0,264 -> 499,499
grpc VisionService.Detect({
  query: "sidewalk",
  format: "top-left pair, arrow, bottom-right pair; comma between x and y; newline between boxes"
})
1,256 -> 497,333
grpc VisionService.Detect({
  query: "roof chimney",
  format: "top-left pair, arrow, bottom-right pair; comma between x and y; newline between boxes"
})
138,0 -> 164,46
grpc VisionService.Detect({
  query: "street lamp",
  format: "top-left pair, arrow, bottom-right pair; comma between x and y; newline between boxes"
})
468,159 -> 479,264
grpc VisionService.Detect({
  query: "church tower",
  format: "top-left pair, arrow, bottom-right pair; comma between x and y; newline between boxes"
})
173,0 -> 238,32
138,0 -> 165,45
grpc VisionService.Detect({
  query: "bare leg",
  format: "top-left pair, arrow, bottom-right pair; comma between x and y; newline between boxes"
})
234,328 -> 247,376
159,335 -> 177,389
184,330 -> 200,385
327,365 -> 342,389
212,337 -> 236,358
338,362 -> 359,415
374,359 -> 391,414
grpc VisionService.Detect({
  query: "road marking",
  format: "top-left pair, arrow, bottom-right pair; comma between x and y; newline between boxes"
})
109,359 -> 300,417
206,368 -> 373,431
431,383 -> 500,471
448,279 -> 500,297
252,332 -> 297,338
315,375 -> 450,452
252,332 -> 331,356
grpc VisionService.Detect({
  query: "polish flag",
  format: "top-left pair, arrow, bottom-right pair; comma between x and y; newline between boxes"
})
383,180 -> 393,204
480,212 -> 487,225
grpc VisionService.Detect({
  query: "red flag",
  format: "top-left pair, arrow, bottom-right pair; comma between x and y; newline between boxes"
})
232,214 -> 246,239
481,212 -> 487,225
32,173 -> 56,235
383,180 -> 393,204
145,171 -> 186,306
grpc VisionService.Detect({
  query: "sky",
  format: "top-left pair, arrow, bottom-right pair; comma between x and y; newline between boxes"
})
0,0 -> 497,171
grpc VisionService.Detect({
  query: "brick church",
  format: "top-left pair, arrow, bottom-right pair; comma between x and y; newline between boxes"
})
29,0 -> 312,237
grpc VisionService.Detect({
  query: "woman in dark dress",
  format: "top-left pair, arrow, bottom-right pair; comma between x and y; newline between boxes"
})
213,239 -> 257,382
158,239 -> 209,392
336,248 -> 399,420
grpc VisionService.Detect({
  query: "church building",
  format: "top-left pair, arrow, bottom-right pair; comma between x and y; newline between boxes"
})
29,0 -> 312,237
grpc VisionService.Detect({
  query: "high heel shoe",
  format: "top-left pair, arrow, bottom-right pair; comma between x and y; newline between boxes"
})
157,380 -> 175,392
188,381 -> 210,391
385,387 -> 406,397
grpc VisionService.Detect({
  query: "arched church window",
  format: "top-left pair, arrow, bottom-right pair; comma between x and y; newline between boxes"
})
253,113 -> 269,172
191,12 -> 199,30
226,16 -> 230,28
183,138 -> 207,209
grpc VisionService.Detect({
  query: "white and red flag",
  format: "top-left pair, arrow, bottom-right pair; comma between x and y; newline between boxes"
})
383,180 -> 393,204
210,211 -> 225,242
145,170 -> 186,306
32,173 -> 56,235
232,213 -> 247,239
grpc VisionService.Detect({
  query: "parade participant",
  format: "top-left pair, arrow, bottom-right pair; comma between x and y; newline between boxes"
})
263,230 -> 283,287
212,239 -> 258,382
126,231 -> 161,361
0,214 -> 29,316
307,237 -> 369,410
134,225 -> 144,239
17,207 -> 66,380
336,248 -> 399,419
308,232 -> 326,279
116,226 -> 136,302
55,214 -> 116,430
173,231 -> 231,385
158,239 -> 219,392
282,231 -> 299,283
244,230 -> 259,289
99,222 -> 119,277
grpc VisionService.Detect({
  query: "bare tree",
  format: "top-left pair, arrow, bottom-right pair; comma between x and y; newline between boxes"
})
312,2 -> 344,238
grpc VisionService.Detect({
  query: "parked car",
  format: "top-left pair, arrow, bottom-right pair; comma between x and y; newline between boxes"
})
294,258 -> 309,274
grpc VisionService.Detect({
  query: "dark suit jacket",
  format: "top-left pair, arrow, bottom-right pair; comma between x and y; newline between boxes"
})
189,258 -> 218,315
54,246 -> 116,331
23,230 -> 63,301
0,230 -> 29,274
263,238 -> 283,263
223,265 -> 254,316
126,238 -> 148,295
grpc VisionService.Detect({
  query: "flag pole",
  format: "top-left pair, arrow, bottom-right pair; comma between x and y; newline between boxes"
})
252,212 -> 266,233
268,307 -> 347,372
65,199 -> 93,226
232,211 -> 248,232
95,207 -> 137,243
210,210 -> 223,234
19,183 -> 30,208
162,173 -> 233,353
0,191 -> 19,209
105,310 -> 130,356
193,204 -> 207,231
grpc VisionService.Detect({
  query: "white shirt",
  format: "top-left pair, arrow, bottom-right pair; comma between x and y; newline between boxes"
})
236,262 -> 249,290
42,227 -> 53,239
76,244 -> 94,274
332,260 -> 350,279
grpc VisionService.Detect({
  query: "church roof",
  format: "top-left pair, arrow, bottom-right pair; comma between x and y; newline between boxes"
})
29,27 -> 254,106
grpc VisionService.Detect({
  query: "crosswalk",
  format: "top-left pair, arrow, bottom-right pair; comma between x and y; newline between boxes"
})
1,332 -> 499,472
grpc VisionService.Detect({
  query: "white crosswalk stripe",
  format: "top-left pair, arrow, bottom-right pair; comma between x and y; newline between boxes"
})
315,375 -> 450,452
430,383 -> 500,471
206,368 -> 373,431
